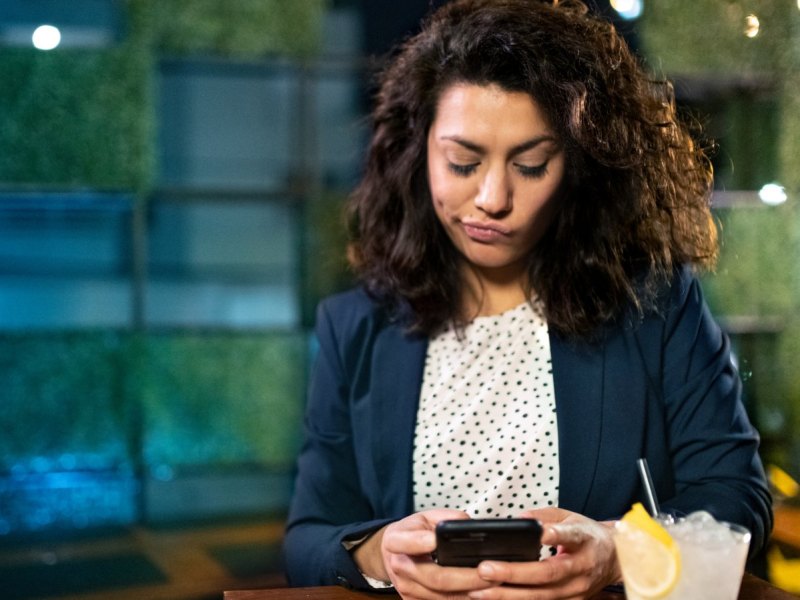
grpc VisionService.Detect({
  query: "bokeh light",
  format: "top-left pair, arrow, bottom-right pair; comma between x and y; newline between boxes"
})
32,24 -> 61,50
610,0 -> 643,20
759,183 -> 787,206
744,14 -> 760,38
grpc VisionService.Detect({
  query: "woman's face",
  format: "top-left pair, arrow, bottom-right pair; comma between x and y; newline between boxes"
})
427,83 -> 566,282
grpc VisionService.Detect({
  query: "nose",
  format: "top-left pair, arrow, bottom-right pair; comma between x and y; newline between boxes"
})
474,166 -> 512,215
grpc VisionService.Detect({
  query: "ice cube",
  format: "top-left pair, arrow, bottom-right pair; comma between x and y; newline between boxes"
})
671,512 -> 742,547
685,510 -> 716,525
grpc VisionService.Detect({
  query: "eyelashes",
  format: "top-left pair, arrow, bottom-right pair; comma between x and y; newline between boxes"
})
515,163 -> 549,179
447,162 -> 479,176
446,162 -> 549,179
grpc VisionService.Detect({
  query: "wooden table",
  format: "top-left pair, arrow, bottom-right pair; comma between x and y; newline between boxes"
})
225,573 -> 798,599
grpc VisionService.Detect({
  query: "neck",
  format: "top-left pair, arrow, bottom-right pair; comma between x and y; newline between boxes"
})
461,262 -> 530,318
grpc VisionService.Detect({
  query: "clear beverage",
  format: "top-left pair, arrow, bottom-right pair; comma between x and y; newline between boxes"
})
617,511 -> 751,600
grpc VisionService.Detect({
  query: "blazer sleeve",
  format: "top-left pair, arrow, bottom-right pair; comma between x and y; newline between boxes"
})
655,270 -> 773,557
282,295 -> 397,590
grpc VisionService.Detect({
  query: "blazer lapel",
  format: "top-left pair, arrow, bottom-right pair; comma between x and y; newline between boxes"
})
549,331 -> 605,515
370,325 -> 428,516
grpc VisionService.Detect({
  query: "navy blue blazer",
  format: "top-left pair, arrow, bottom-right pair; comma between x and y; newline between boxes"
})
284,268 -> 772,589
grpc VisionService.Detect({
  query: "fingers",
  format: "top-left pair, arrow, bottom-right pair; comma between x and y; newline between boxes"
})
383,527 -> 437,555
471,516 -> 617,599
477,556 -> 572,587
381,509 -> 614,599
384,509 -> 471,555
517,508 -> 604,550
517,507 -> 572,523
381,509 -> 492,599
422,508 -> 472,523
386,552 -> 495,598
400,561 -> 495,596
391,509 -> 471,534
542,521 -> 598,548
471,559 -> 594,600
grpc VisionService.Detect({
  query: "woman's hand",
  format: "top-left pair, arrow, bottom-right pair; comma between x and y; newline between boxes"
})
354,508 -> 497,599
469,508 -> 621,599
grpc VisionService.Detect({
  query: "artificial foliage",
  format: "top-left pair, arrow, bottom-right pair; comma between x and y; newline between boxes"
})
0,332 -> 131,471
0,45 -> 154,188
0,0 -> 328,534
0,0 -> 328,189
701,203 -> 800,463
716,94 -> 780,191
639,0 -> 800,192
777,70 -> 800,191
0,331 -> 307,474
139,332 -> 307,470
640,1 -> 795,76
301,193 -> 354,326
704,205 -> 796,317
141,0 -> 327,59
0,329 -> 308,533
774,321 -> 800,464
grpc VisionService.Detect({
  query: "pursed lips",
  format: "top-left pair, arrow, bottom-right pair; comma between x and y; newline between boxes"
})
460,219 -> 511,242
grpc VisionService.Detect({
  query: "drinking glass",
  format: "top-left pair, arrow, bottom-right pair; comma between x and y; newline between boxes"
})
615,510 -> 751,600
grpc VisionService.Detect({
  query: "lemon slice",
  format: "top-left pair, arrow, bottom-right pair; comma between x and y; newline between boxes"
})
614,503 -> 681,599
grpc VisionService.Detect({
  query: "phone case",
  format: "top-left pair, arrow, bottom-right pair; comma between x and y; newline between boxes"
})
433,518 -> 542,567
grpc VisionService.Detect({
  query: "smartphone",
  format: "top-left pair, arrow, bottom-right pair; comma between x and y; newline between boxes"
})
433,518 -> 542,567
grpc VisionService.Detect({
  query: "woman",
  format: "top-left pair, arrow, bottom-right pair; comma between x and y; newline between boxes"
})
284,1 -> 773,598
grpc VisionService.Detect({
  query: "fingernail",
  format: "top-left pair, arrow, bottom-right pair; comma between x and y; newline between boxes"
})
468,592 -> 485,599
478,562 -> 495,578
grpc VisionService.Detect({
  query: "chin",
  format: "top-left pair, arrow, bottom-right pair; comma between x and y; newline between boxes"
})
465,254 -> 523,271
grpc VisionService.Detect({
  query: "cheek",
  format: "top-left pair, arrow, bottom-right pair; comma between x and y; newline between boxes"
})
431,193 -> 454,231
431,169 -> 476,209
428,168 -> 455,212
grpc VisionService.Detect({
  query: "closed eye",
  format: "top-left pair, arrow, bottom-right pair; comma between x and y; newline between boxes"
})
448,161 -> 549,178
448,162 -> 479,176
515,163 -> 548,179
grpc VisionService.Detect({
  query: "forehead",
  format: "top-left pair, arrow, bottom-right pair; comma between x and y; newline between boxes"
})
430,83 -> 554,135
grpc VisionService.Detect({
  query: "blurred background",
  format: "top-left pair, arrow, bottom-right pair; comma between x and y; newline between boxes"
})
0,0 -> 798,598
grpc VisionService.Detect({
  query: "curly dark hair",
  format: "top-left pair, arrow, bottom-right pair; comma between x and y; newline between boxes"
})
347,0 -> 717,338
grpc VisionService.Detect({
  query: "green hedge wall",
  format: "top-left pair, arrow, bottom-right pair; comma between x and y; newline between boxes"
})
301,192 -> 354,325
0,45 -> 154,188
640,0 -> 800,191
0,332 -> 131,472
702,203 -> 800,466
141,0 -> 327,59
140,332 -> 307,470
640,1 -> 795,75
0,0 -> 327,189
0,331 -> 307,474
704,205 -> 797,317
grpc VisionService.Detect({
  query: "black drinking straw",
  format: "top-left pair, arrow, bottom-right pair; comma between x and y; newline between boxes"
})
637,458 -> 660,517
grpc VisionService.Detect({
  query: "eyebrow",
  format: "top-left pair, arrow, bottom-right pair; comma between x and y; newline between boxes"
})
440,134 -> 559,157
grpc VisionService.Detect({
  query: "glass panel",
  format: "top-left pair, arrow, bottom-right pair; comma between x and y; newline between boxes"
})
0,191 -> 134,330
158,61 -> 295,190
146,196 -> 300,328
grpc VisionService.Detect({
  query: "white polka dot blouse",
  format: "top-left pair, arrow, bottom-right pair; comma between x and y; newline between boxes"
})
413,299 -> 559,520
